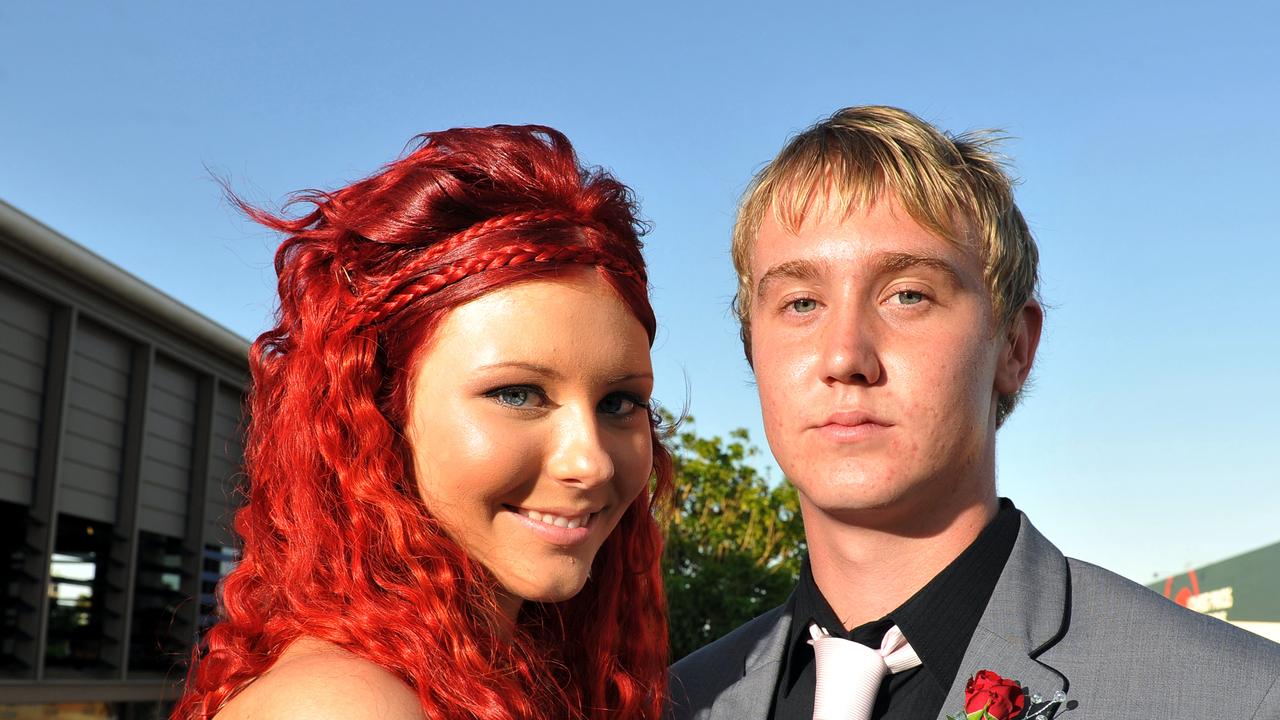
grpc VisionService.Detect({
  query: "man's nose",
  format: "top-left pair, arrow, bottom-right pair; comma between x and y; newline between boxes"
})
819,303 -> 883,387
545,407 -> 615,488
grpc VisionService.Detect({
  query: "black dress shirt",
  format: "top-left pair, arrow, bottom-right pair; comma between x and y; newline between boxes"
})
770,498 -> 1021,720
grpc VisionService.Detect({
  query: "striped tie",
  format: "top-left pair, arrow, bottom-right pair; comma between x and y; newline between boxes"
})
809,623 -> 922,720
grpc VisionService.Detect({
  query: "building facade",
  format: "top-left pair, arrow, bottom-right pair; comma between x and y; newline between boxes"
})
0,199 -> 249,718
1149,540 -> 1280,644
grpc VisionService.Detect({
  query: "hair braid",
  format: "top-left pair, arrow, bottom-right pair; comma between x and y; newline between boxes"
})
351,241 -> 641,327
447,209 -> 610,247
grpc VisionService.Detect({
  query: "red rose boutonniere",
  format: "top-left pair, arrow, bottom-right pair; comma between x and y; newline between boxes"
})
964,670 -> 1025,719
946,669 -> 1070,720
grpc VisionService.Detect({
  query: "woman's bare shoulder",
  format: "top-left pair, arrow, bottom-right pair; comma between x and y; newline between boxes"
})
215,637 -> 423,720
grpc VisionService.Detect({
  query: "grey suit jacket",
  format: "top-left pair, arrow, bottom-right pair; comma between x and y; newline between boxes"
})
669,513 -> 1280,719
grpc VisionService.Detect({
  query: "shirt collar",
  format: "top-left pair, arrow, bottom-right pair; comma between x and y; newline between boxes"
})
780,498 -> 1021,696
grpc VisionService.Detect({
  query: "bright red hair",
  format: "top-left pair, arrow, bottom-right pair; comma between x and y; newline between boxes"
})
173,126 -> 672,719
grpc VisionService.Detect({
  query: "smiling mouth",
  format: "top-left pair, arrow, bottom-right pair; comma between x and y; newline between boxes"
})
506,506 -> 597,530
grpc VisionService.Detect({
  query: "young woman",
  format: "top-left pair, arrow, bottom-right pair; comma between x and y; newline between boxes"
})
173,125 -> 671,720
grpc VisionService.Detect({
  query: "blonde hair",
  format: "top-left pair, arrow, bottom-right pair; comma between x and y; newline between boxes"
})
731,105 -> 1040,424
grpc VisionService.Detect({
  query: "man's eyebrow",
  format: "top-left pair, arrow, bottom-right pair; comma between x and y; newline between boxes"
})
474,361 -> 565,380
873,252 -> 964,284
755,259 -> 827,300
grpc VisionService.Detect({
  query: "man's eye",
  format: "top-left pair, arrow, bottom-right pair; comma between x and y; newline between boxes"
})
893,290 -> 926,306
488,387 -> 541,408
598,393 -> 648,416
789,298 -> 818,313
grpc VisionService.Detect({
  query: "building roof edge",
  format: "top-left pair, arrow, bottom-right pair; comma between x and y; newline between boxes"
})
0,198 -> 251,369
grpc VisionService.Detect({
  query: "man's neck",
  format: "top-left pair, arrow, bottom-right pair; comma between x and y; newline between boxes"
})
801,487 -> 999,631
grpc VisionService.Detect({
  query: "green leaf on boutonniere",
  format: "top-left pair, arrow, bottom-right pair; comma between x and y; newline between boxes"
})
946,710 -> 1001,720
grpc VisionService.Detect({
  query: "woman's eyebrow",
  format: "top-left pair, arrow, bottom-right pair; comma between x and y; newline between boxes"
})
475,363 -> 652,386
605,372 -> 654,385
475,361 -> 564,379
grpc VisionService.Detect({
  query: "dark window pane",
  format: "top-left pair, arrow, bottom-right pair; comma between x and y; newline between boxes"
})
128,531 -> 189,674
199,544 -> 237,636
0,499 -> 34,675
45,514 -> 116,675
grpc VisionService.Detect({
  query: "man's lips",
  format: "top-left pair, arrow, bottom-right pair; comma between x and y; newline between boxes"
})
821,411 -> 892,428
814,411 -> 892,441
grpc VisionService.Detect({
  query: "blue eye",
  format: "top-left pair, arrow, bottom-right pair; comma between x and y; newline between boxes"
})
789,298 -> 818,313
599,392 -> 647,416
893,290 -> 926,305
487,386 -> 541,408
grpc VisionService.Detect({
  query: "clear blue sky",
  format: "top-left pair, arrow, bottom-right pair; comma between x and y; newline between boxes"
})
3,1 -> 1277,583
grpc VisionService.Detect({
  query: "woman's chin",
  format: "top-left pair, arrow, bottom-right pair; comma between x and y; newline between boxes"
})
505,572 -> 592,607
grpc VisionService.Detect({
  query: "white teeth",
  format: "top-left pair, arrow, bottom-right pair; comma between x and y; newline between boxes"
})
514,507 -> 590,529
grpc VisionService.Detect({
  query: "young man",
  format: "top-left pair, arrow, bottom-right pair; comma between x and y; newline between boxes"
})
670,106 -> 1280,720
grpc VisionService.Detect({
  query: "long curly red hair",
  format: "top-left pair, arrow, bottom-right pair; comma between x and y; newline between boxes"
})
173,125 -> 672,719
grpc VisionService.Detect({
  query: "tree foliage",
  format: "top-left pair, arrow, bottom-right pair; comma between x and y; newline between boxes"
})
660,415 -> 806,661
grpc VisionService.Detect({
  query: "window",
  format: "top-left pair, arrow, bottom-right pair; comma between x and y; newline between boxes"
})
128,531 -> 188,674
45,514 -> 115,675
0,499 -> 33,675
198,544 -> 238,636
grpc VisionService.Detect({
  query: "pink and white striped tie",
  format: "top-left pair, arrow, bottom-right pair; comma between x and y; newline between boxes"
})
808,623 -> 921,720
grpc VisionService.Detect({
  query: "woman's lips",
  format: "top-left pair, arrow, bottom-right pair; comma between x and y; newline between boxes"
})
503,505 -> 601,545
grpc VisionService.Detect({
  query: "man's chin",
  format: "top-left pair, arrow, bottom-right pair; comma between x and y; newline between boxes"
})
794,481 -> 913,517
792,472 -> 945,522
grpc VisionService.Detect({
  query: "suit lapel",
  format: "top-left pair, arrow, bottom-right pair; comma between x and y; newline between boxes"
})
707,607 -> 792,720
693,513 -> 1072,720
936,514 -> 1071,720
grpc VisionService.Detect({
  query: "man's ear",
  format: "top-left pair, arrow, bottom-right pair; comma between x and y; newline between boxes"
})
995,300 -> 1043,396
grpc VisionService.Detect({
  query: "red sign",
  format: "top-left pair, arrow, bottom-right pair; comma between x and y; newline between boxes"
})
1163,569 -> 1201,607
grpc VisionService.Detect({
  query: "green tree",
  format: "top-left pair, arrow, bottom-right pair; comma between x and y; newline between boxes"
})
661,416 -> 806,661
